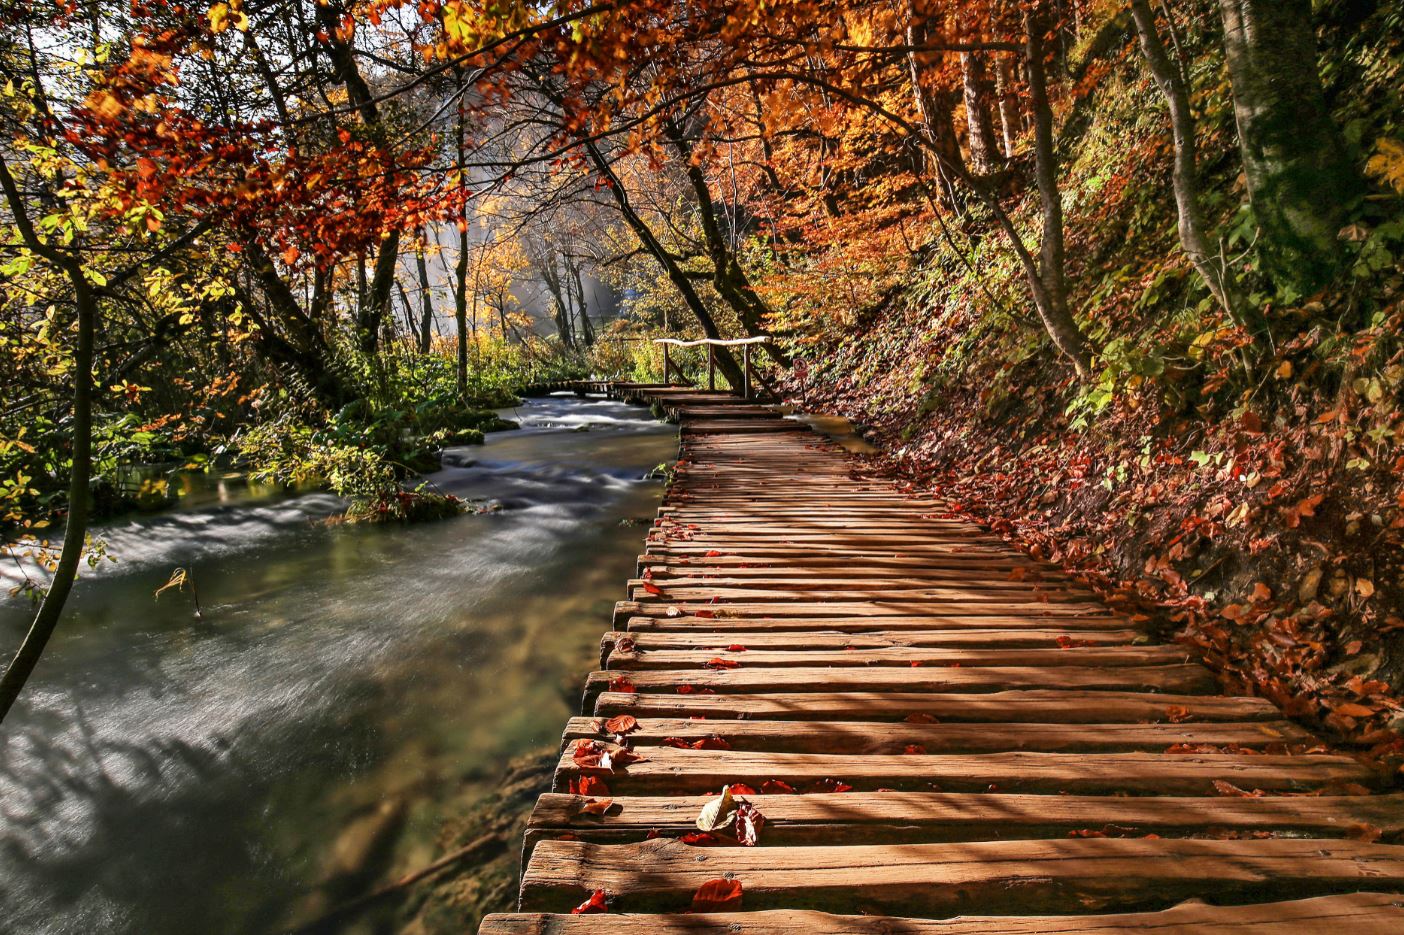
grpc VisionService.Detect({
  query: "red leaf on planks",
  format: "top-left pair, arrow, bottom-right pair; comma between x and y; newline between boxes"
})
1165,705 -> 1192,723
614,636 -> 638,654
904,713 -> 939,724
605,715 -> 638,734
1212,780 -> 1265,797
807,778 -> 853,793
680,831 -> 727,846
608,676 -> 636,693
695,610 -> 715,618
569,776 -> 611,796
761,779 -> 798,794
691,878 -> 743,911
903,744 -> 927,755
726,644 -> 747,652
729,783 -> 759,795
734,802 -> 765,846
571,889 -> 609,914
662,736 -> 732,750
676,685 -> 715,694
642,581 -> 664,596
573,740 -> 605,768
704,657 -> 740,669
576,798 -> 615,816
705,550 -> 723,557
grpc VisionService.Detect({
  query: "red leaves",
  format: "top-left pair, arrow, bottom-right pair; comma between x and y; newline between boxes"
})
571,889 -> 608,914
690,878 -> 743,912
662,735 -> 732,750
904,713 -> 939,724
607,676 -> 636,694
1164,705 -> 1192,723
1283,493 -> 1324,528
734,802 -> 765,846
641,581 -> 664,596
677,685 -> 715,695
576,798 -> 615,816
902,744 -> 927,755
725,644 -> 747,652
569,776 -> 610,796
604,715 -> 638,734
761,779 -> 797,794
703,657 -> 740,669
806,778 -> 853,793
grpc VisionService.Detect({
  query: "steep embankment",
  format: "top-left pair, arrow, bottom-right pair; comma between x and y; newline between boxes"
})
785,4 -> 1404,777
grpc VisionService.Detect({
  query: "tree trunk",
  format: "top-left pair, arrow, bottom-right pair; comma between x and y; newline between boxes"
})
454,231 -> 470,399
0,275 -> 94,723
666,120 -> 790,367
583,137 -> 745,389
905,12 -> 970,217
994,55 -> 1020,157
960,51 -> 1004,174
1217,0 -> 1361,292
414,240 -> 435,353
1023,2 -> 1092,378
1130,0 -> 1261,339
569,261 -> 595,348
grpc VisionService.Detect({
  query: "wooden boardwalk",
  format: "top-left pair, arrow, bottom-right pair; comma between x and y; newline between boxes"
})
480,385 -> 1404,933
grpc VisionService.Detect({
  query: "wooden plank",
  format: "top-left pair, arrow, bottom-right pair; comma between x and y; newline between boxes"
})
606,627 -> 1147,649
603,646 -> 1191,670
562,717 -> 1317,753
613,601 -> 1126,626
592,689 -> 1285,723
485,894 -> 1404,934
527,791 -> 1404,845
520,838 -> 1404,915
628,587 -> 1099,604
582,665 -> 1218,707
632,575 -> 1096,596
553,747 -> 1374,795
620,613 -> 1138,633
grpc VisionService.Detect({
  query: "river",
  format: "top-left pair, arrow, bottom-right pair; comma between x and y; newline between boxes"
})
0,395 -> 676,934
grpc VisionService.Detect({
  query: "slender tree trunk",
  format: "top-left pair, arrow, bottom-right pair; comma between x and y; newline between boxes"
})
0,277 -> 94,722
1024,2 -> 1092,377
569,262 -> 595,348
414,240 -> 435,353
666,120 -> 790,367
583,137 -> 745,388
994,55 -> 1020,157
960,51 -> 1003,174
1130,0 -> 1261,339
454,233 -> 469,398
1217,0 -> 1361,292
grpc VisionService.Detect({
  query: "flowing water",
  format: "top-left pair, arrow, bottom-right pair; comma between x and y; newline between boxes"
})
0,395 -> 676,935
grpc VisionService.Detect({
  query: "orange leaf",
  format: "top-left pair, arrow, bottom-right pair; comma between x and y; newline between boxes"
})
691,878 -> 743,911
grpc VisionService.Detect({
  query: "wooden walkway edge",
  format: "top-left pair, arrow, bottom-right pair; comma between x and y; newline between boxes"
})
480,383 -> 1404,933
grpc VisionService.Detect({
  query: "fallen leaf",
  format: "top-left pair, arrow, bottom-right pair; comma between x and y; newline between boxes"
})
696,785 -> 737,831
576,798 -> 615,816
691,878 -> 743,912
734,801 -> 765,846
571,889 -> 608,914
605,715 -> 638,734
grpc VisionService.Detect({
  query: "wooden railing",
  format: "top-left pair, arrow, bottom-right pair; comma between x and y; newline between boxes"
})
652,336 -> 772,399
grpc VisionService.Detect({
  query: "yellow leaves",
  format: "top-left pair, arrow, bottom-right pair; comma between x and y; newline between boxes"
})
1366,138 -> 1404,195
208,1 -> 250,34
154,567 -> 189,600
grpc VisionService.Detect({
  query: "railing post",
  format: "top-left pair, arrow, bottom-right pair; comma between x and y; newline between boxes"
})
743,343 -> 752,400
707,345 -> 716,391
663,343 -> 671,385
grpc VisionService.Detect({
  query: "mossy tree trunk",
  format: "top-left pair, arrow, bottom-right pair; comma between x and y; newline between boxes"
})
1217,0 -> 1361,293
